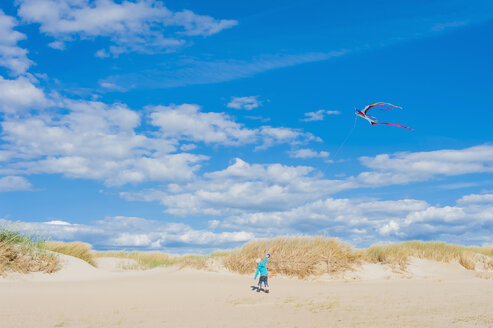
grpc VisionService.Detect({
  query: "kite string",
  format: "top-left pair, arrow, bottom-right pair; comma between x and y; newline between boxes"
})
322,114 -> 357,176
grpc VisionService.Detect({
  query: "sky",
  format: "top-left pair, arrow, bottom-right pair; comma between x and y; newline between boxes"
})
0,0 -> 492,253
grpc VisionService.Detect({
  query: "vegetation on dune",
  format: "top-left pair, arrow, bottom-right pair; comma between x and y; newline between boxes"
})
0,226 -> 59,276
93,250 -> 172,269
93,250 -> 228,270
2,228 -> 492,279
45,241 -> 96,267
361,241 -> 493,271
223,236 -> 359,278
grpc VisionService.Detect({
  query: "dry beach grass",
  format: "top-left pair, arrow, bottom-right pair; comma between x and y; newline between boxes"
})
45,241 -> 96,267
2,226 -> 492,278
0,227 -> 58,276
2,229 -> 493,328
223,236 -> 359,278
361,241 -> 493,271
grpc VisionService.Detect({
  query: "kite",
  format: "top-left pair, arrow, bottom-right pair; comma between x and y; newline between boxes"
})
355,102 -> 414,131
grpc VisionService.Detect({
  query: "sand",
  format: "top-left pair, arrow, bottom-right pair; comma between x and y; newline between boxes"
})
1,254 -> 492,328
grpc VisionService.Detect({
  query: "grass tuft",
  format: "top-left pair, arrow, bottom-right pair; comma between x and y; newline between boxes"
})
92,250 -> 231,271
223,236 -> 358,278
361,241 -> 493,270
0,225 -> 59,276
45,241 -> 96,267
93,251 -> 172,269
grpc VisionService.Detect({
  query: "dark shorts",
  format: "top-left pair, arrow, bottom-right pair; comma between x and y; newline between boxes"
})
258,275 -> 269,287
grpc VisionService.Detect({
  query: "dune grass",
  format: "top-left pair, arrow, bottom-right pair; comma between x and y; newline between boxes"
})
45,241 -> 96,267
93,250 -> 172,269
0,226 -> 59,276
223,236 -> 358,278
174,251 -> 230,270
93,250 -> 229,270
361,241 -> 493,270
3,230 -> 492,278
223,238 -> 493,277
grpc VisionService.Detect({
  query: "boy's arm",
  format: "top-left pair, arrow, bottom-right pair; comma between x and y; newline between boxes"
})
254,267 -> 260,279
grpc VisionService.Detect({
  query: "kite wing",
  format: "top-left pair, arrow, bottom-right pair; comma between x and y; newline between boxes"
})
355,102 -> 413,132
372,122 -> 414,132
362,102 -> 402,114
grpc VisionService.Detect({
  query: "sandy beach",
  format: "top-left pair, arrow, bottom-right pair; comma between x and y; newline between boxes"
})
1,254 -> 492,328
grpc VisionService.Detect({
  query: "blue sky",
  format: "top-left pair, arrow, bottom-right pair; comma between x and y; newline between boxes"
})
0,0 -> 492,253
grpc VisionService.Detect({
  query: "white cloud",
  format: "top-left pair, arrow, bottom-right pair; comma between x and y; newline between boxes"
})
171,9 -> 237,36
111,233 -> 152,246
257,126 -> 320,150
457,193 -> 493,204
227,96 -> 261,110
208,220 -> 220,229
118,144 -> 493,225
0,216 -> 254,253
17,0 -> 237,56
45,220 -> 70,225
358,145 -> 493,186
149,104 -> 256,146
0,92 -> 322,187
288,148 -> 329,159
0,175 -> 32,191
149,104 -> 316,148
301,109 -> 340,122
0,10 -> 32,75
180,144 -> 196,151
0,99 -> 207,186
121,158 -> 357,217
4,189 -> 493,250
222,194 -> 493,246
95,49 -> 110,58
99,81 -> 127,91
379,220 -> 400,236
48,40 -> 65,50
0,76 -> 50,114
101,51 -> 349,90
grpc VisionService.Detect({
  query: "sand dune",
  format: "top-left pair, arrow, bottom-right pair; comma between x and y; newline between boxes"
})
1,254 -> 492,327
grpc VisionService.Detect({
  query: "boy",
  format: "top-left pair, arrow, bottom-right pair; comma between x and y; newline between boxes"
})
254,253 -> 270,293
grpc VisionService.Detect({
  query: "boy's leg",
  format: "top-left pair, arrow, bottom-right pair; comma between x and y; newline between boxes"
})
264,276 -> 269,293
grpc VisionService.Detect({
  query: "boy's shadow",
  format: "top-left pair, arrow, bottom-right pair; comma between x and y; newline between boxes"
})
250,285 -> 267,293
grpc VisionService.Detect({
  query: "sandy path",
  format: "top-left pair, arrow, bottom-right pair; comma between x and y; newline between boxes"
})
1,261 -> 492,328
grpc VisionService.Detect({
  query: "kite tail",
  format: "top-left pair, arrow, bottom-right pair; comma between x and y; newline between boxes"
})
372,122 -> 414,132
370,102 -> 403,111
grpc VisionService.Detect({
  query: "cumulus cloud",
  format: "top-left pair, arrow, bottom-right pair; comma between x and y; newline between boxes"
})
0,10 -> 32,75
119,144 -> 493,222
0,175 -> 32,191
0,76 -> 50,114
0,216 -> 254,253
257,126 -> 319,150
227,96 -> 261,110
121,158 -> 357,217
149,104 -> 256,145
222,195 -> 493,246
457,193 -> 493,204
358,145 -> 493,186
149,104 -> 317,148
1,98 -> 321,186
48,40 -> 66,50
301,109 -> 340,122
0,99 -> 206,185
17,0 -> 237,56
288,148 -> 329,159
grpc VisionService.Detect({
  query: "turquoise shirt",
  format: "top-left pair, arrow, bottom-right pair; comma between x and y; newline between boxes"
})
254,257 -> 269,279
